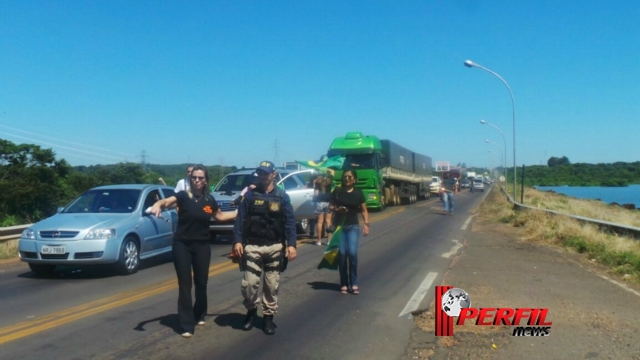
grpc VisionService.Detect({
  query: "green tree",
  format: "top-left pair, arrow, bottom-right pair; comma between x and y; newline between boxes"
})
547,156 -> 571,167
0,140 -> 72,223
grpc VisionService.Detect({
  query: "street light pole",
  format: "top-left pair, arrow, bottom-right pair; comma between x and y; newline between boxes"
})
486,139 -> 505,181
480,120 -> 507,185
465,60 -> 517,201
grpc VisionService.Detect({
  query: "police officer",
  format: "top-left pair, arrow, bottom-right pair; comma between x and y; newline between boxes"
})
232,160 -> 298,335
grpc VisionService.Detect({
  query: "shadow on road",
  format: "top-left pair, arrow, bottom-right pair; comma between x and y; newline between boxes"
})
213,312 -> 258,331
307,281 -> 341,292
16,252 -> 174,280
134,313 -> 181,335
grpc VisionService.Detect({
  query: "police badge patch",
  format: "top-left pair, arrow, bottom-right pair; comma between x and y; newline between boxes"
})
269,202 -> 280,212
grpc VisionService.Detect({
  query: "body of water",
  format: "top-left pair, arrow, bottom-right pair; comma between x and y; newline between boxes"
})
534,185 -> 640,208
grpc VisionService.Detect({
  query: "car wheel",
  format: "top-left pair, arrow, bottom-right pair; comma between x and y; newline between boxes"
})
28,263 -> 56,276
116,236 -> 140,275
296,218 -> 309,235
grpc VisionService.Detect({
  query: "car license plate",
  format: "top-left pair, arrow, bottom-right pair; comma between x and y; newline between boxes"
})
41,245 -> 66,254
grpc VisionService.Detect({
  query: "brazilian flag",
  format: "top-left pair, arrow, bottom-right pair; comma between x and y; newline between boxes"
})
317,223 -> 343,270
296,155 -> 345,172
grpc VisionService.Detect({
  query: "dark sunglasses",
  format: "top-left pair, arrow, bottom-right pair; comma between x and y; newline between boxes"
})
191,176 -> 206,181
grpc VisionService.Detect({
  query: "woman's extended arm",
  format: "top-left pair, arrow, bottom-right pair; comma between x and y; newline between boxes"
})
214,208 -> 237,222
150,196 -> 178,217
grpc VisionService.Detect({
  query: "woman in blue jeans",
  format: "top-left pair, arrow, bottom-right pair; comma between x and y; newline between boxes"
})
329,169 -> 369,295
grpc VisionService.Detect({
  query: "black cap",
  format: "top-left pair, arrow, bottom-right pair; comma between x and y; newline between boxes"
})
257,160 -> 276,174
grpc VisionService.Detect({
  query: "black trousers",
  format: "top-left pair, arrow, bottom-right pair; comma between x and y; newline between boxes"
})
172,239 -> 211,333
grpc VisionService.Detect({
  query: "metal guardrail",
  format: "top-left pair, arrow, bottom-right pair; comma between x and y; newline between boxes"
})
499,185 -> 640,240
0,224 -> 30,244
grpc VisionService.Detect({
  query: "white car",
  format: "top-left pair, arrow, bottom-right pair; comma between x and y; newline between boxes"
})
472,178 -> 484,192
430,176 -> 442,195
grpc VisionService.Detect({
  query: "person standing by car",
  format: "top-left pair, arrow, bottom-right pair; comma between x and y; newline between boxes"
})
314,173 -> 333,246
232,160 -> 298,335
150,164 -> 237,338
306,175 -> 317,239
174,165 -> 194,193
329,169 -> 369,295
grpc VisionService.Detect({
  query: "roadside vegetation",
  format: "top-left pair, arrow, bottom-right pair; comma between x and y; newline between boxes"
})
0,240 -> 18,260
480,185 -> 640,282
502,156 -> 640,187
0,139 -> 236,226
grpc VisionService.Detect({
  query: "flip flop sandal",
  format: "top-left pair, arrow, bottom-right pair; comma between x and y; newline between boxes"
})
352,286 -> 359,295
340,286 -> 348,294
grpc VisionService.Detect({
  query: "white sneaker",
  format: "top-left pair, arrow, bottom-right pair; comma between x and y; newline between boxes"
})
197,320 -> 205,326
182,332 -> 193,338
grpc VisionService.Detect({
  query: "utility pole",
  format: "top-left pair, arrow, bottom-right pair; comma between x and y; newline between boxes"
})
140,150 -> 149,172
273,139 -> 280,166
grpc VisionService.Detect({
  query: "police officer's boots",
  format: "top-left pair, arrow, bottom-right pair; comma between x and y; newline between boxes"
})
263,315 -> 275,335
242,309 -> 258,331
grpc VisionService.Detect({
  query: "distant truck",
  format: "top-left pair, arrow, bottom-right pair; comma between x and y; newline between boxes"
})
326,132 -> 432,210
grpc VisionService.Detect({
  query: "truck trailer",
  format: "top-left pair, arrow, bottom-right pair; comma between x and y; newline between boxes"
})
326,132 -> 433,210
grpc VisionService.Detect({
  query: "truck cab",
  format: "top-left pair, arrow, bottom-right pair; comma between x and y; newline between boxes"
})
327,132 -> 384,209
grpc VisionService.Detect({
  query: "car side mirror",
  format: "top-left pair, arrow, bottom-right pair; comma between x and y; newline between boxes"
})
56,207 -> 65,213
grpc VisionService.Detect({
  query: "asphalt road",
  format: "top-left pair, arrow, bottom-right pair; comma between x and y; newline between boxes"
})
0,188 -> 489,360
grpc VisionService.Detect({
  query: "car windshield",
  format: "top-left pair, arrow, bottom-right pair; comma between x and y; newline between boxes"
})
63,189 -> 141,214
214,174 -> 256,193
345,154 -> 376,169
474,179 -> 483,183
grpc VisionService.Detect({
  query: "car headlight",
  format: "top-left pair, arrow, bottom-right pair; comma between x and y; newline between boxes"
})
84,228 -> 116,240
21,228 -> 35,239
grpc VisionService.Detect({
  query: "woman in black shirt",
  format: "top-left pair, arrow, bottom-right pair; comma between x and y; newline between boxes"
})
329,169 -> 369,295
150,164 -> 236,338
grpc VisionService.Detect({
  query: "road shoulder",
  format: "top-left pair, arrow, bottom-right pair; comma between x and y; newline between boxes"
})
403,215 -> 640,359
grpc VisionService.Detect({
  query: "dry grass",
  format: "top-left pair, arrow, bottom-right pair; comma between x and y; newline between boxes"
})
481,186 -> 640,281
522,187 -> 640,228
0,240 -> 18,260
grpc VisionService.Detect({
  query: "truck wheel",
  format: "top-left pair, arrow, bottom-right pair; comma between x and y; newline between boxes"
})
384,187 -> 391,205
389,186 -> 396,206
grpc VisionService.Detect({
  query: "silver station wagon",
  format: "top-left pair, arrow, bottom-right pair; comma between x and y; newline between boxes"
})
209,168 -> 316,237
18,184 -> 178,276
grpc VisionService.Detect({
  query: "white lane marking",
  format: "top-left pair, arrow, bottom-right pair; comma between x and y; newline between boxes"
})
568,258 -> 640,298
596,274 -> 640,297
398,272 -> 438,318
461,215 -> 476,230
441,239 -> 463,259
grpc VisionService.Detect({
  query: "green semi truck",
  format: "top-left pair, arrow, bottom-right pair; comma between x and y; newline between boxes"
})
327,132 -> 433,210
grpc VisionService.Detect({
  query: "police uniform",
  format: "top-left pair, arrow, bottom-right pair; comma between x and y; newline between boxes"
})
233,162 -> 297,335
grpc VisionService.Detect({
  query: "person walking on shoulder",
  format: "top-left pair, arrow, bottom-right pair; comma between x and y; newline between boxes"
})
150,164 -> 237,338
232,160 -> 298,335
329,169 -> 369,295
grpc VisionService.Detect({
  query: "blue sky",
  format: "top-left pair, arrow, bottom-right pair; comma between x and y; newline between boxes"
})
1,1 -> 638,170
